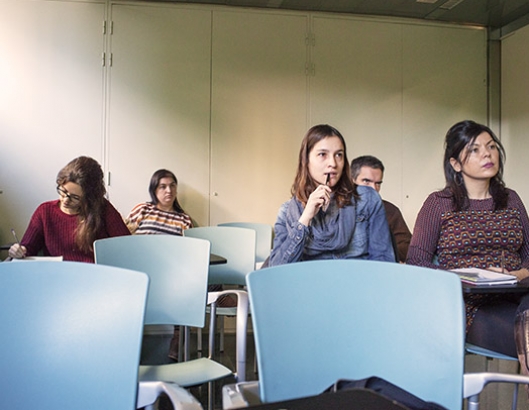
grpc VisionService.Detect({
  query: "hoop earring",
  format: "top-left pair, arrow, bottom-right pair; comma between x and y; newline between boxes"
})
454,172 -> 463,186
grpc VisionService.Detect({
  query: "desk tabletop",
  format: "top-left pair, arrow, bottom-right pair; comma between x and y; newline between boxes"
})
210,253 -> 227,265
462,281 -> 529,294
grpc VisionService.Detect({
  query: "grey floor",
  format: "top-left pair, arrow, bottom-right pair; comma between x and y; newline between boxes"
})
140,328 -> 529,410
464,354 -> 528,410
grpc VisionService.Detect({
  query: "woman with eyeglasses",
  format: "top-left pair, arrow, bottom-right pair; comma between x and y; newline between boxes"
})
8,156 -> 130,262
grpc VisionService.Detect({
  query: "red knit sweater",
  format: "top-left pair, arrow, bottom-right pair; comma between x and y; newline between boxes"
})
20,199 -> 130,263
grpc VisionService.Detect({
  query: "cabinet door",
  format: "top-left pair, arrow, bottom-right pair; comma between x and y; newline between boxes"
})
0,0 -> 105,243
210,10 -> 309,226
401,25 -> 487,229
310,15 -> 403,213
501,24 -> 529,205
107,4 -> 212,224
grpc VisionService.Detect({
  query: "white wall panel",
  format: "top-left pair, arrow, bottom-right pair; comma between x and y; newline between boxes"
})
310,15 -> 402,221
210,9 -> 308,226
401,24 -> 487,230
501,25 -> 529,208
106,4 -> 212,225
0,0 -> 105,245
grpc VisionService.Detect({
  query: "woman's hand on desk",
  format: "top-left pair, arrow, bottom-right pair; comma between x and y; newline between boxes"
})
488,266 -> 529,281
8,243 -> 27,259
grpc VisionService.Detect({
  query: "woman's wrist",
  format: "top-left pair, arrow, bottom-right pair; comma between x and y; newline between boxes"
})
513,268 -> 529,281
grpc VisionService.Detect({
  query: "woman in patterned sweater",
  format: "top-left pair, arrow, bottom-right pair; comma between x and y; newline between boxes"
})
127,169 -> 195,361
126,169 -> 193,236
407,120 -> 529,384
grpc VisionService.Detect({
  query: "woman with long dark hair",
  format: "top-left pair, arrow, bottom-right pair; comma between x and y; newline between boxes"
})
126,169 -> 193,236
126,169 -> 196,361
8,156 -> 130,262
407,120 -> 529,384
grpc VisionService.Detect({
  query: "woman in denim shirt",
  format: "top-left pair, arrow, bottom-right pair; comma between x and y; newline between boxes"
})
269,124 -> 395,266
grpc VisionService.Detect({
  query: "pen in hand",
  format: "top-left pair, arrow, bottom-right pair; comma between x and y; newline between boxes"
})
321,173 -> 331,213
9,228 -> 24,260
11,228 -> 20,245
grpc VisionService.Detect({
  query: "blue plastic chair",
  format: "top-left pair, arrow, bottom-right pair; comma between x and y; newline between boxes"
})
184,226 -> 255,378
223,259 -> 529,410
218,222 -> 273,269
0,260 -> 197,410
185,226 -> 256,286
94,235 -> 233,410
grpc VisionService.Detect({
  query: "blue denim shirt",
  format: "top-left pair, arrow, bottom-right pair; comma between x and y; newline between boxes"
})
269,185 -> 395,266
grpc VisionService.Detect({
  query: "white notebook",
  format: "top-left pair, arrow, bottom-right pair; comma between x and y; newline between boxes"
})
451,267 -> 517,286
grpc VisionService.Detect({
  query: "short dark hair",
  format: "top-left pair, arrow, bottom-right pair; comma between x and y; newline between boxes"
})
350,155 -> 385,180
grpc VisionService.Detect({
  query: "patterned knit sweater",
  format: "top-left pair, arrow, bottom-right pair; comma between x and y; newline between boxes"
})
407,188 -> 529,330
407,188 -> 529,271
126,202 -> 193,236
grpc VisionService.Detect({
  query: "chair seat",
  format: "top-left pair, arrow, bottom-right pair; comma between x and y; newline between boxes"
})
139,357 -> 233,387
465,343 -> 518,361
206,306 -> 239,316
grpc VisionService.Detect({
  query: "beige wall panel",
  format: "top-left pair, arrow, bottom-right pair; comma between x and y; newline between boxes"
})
501,25 -> 529,208
309,15 -> 403,219
210,10 -> 308,226
401,24 -> 487,231
106,4 -> 212,225
0,0 -> 105,244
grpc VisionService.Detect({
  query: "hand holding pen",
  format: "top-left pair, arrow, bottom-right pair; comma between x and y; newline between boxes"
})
298,173 -> 332,226
8,229 -> 27,260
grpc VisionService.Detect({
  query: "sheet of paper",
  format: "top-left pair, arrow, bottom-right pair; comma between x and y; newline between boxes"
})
451,267 -> 517,285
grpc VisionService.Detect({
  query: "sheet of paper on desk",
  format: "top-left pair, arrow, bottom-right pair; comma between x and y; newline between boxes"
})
11,256 -> 63,262
450,267 -> 517,286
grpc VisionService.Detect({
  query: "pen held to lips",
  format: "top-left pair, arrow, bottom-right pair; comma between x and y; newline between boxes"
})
321,173 -> 331,212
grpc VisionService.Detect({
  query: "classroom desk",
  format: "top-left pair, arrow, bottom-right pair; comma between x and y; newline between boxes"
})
210,253 -> 227,265
462,281 -> 529,294
0,246 -> 228,265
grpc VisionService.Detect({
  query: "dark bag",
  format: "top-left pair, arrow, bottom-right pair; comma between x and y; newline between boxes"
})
324,377 -> 447,410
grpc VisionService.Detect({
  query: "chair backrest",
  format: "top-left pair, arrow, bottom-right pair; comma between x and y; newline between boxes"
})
94,235 -> 210,327
185,226 -> 256,286
0,261 -> 149,410
247,259 -> 465,410
218,222 -> 273,264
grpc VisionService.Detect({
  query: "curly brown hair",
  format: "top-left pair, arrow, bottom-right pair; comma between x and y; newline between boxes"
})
56,156 -> 107,253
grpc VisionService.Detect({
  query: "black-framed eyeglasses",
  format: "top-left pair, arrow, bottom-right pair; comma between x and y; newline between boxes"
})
57,186 -> 82,203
